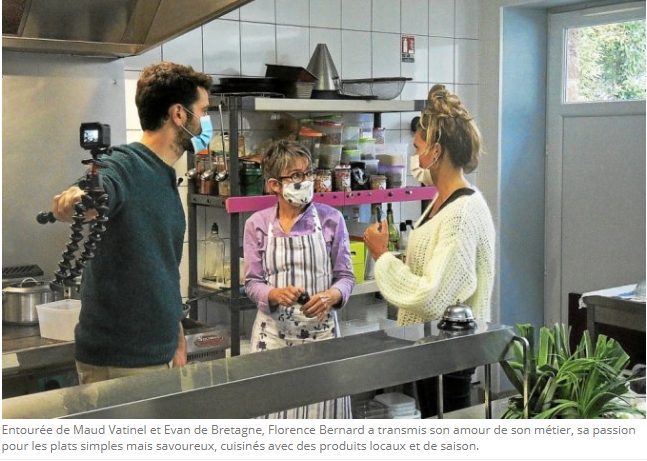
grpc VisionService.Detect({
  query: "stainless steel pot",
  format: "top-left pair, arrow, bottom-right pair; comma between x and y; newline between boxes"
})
2,278 -> 57,325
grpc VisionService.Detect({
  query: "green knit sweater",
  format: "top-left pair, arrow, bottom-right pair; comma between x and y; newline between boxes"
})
75,142 -> 185,367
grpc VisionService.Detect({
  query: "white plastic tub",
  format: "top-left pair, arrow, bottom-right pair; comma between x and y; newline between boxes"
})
36,299 -> 81,341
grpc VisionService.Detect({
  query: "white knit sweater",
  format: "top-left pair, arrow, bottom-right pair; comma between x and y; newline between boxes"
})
374,189 -> 495,326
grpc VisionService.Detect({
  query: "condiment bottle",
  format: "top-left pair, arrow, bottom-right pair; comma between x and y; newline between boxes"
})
398,222 -> 408,252
386,203 -> 399,251
203,223 -> 225,285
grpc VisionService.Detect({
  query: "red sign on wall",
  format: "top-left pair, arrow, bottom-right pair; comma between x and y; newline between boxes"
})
402,35 -> 415,63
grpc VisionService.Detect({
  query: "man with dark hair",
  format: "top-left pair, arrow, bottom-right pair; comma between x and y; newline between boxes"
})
50,62 -> 213,383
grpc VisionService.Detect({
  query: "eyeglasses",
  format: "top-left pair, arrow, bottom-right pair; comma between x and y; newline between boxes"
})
276,170 -> 315,184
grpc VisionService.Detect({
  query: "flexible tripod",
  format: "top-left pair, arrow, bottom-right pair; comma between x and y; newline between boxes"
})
37,147 -> 111,296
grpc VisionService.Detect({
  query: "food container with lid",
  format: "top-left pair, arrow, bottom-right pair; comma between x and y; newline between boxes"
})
362,158 -> 380,176
298,126 -> 323,166
342,125 -> 361,149
377,152 -> 406,166
2,278 -> 58,325
358,137 -> 376,158
314,120 -> 343,145
318,144 -> 343,169
341,148 -> 361,164
378,164 -> 405,188
373,392 -> 418,418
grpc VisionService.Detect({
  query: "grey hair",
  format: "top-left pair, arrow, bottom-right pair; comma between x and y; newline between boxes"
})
261,139 -> 312,181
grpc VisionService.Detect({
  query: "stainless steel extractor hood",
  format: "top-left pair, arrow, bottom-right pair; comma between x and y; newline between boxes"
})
2,0 -> 252,58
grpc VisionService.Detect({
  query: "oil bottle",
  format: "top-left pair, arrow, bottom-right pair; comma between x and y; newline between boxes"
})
203,222 -> 225,286
386,203 -> 399,252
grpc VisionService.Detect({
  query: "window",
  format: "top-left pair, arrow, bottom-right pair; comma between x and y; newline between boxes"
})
565,17 -> 645,102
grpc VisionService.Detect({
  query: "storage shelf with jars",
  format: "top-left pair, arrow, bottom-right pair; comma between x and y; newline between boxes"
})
187,95 -> 433,356
191,186 -> 437,213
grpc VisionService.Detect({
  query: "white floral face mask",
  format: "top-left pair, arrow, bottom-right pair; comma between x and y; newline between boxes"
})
281,180 -> 314,206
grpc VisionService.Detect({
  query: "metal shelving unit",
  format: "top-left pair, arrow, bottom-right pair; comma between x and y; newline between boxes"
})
188,96 -> 434,356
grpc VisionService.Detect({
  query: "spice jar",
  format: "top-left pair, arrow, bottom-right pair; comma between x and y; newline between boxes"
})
333,164 -> 351,192
314,169 -> 332,193
370,174 -> 387,190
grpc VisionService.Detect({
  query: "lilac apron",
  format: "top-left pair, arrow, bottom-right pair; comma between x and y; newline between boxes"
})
250,210 -> 350,418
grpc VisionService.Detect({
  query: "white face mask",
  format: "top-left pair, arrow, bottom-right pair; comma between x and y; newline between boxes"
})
410,154 -> 434,186
281,180 -> 314,206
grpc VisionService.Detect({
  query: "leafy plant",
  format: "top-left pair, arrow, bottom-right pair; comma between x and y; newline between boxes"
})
501,323 -> 645,419
568,20 -> 646,101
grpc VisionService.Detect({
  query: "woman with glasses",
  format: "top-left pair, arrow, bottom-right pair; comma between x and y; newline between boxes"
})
243,139 -> 354,418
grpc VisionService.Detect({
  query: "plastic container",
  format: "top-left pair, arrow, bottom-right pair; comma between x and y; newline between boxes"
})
378,143 -> 408,158
377,153 -> 406,166
358,137 -> 376,158
36,299 -> 81,341
342,125 -> 361,149
374,392 -> 417,417
372,127 -> 385,144
362,158 -> 379,175
314,121 -> 343,145
298,126 -> 323,159
341,148 -> 361,164
353,399 -> 388,419
240,166 -> 263,196
319,144 -> 343,169
378,164 -> 405,188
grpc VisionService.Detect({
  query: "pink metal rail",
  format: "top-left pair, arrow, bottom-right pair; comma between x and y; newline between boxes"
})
224,186 -> 437,214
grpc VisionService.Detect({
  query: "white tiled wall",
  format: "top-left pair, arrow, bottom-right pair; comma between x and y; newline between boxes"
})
122,0 -> 481,303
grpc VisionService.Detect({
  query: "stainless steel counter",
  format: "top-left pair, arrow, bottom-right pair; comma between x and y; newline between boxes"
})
2,324 -> 75,375
3,322 -> 514,419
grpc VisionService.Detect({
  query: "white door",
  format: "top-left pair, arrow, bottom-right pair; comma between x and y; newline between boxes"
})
545,2 -> 646,325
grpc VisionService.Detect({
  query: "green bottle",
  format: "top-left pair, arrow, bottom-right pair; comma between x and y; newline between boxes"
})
386,204 -> 399,252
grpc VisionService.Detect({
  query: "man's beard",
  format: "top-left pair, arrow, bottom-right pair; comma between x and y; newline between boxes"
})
175,124 -> 194,154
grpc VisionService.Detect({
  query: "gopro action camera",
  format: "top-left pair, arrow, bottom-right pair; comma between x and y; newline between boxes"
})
80,122 -> 111,150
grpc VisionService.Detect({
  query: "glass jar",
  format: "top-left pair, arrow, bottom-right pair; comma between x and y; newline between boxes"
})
314,169 -> 332,193
370,174 -> 387,190
333,164 -> 351,192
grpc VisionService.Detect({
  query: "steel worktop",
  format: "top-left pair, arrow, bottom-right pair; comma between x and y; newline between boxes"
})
3,324 -> 75,376
3,322 -> 514,419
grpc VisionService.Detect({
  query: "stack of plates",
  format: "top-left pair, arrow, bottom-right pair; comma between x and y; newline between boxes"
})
374,392 -> 420,418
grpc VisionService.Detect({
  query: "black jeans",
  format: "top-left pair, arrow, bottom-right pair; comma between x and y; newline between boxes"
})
415,368 -> 475,418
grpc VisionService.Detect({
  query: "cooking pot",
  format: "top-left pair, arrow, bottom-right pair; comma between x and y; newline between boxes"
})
2,278 -> 58,325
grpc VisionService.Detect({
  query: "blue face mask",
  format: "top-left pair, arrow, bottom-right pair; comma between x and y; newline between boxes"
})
181,106 -> 213,153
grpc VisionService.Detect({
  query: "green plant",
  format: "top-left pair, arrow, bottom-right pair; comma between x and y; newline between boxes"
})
570,19 -> 646,101
501,323 -> 645,419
